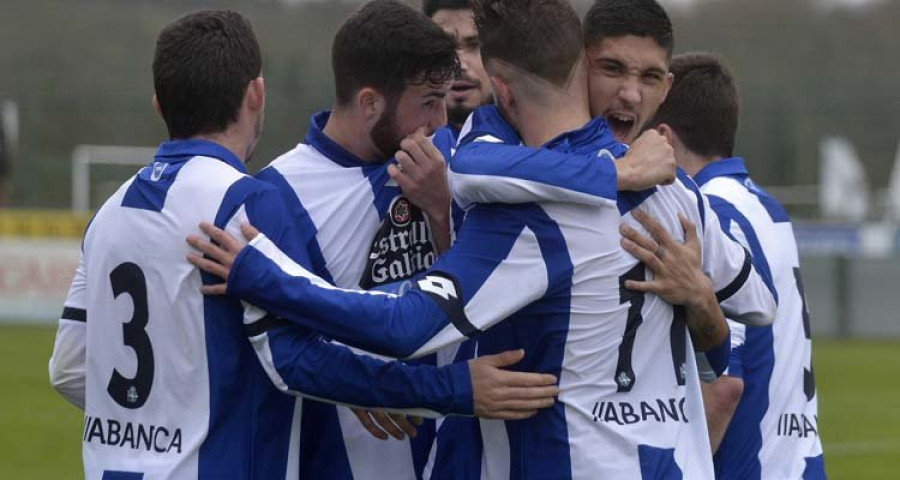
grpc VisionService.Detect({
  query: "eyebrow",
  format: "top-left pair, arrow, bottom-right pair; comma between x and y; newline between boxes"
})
422,91 -> 447,100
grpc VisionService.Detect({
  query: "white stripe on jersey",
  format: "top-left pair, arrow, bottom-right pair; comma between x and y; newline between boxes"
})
266,143 -> 384,287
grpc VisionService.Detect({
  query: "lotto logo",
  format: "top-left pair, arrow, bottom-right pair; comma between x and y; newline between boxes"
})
417,275 -> 458,301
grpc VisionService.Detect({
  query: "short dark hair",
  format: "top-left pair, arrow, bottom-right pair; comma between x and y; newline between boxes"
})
152,10 -> 261,139
650,52 -> 739,158
583,0 -> 674,58
471,0 -> 583,87
423,0 -> 471,18
332,0 -> 460,105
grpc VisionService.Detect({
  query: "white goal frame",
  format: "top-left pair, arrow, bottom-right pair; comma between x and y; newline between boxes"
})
71,144 -> 157,212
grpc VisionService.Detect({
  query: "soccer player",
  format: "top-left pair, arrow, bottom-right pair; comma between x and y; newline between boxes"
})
252,2 -> 465,478
423,0 -> 493,135
649,52 -> 826,479
187,1 -> 776,477
47,10 -> 560,479
583,0 -> 676,144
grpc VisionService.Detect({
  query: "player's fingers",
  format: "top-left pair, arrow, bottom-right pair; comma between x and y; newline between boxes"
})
619,223 -> 659,253
186,253 -> 230,280
501,384 -> 560,400
620,238 -> 664,272
388,164 -> 415,193
240,222 -> 261,243
478,349 -> 525,368
632,209 -> 674,247
388,413 -> 419,439
678,214 -> 699,247
402,133 -> 443,167
497,371 -> 559,388
495,396 -> 557,411
395,150 -> 425,182
200,284 -> 227,296
351,409 -> 389,441
370,411 -> 406,440
410,415 -> 424,426
623,279 -> 659,294
199,222 -> 242,254
187,236 -> 232,267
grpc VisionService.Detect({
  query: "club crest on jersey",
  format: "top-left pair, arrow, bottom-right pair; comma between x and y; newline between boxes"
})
391,198 -> 412,227
150,162 -> 168,182
360,196 -> 436,289
127,386 -> 139,404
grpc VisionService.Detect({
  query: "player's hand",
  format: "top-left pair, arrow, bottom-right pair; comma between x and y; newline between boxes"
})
389,128 -> 452,252
468,349 -> 559,420
186,222 -> 261,295
621,210 -> 728,349
615,129 -> 676,191
351,408 -> 423,441
619,209 -> 710,306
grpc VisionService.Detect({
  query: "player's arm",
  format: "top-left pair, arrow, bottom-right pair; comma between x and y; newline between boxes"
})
188,205 -> 553,359
246,311 -> 557,419
208,184 -> 559,418
701,321 -> 747,452
49,253 -> 88,409
698,192 -> 777,326
449,129 -> 675,210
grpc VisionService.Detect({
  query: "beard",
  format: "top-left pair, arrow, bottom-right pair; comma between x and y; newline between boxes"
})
370,100 -> 403,161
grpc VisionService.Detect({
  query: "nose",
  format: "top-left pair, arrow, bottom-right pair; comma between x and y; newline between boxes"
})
458,49 -> 472,74
618,76 -> 641,107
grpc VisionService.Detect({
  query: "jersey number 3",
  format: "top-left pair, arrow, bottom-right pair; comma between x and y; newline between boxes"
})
107,262 -> 154,409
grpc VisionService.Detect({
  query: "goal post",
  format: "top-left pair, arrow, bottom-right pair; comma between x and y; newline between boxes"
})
71,144 -> 158,212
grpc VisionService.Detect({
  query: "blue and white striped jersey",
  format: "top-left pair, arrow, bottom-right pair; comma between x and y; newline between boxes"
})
48,139 -> 473,480
219,107 -> 776,479
694,158 -> 826,479
255,111 -> 471,480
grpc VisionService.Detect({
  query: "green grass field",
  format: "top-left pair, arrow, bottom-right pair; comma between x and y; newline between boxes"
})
3,325 -> 899,478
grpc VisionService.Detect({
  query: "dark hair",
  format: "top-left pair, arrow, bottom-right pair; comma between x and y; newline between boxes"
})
332,0 -> 460,105
583,0 -> 674,58
423,0 -> 471,17
471,0 -> 583,87
152,10 -> 261,139
650,52 -> 739,158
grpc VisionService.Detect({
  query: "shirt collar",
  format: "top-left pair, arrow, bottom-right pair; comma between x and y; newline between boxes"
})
305,110 -> 380,168
154,139 -> 245,173
693,157 -> 748,187
543,116 -> 617,154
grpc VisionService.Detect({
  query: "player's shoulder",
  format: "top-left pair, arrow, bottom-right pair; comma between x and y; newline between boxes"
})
264,142 -> 336,175
702,175 -> 791,225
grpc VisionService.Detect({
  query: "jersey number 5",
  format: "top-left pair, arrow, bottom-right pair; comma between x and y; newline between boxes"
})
107,262 -> 154,409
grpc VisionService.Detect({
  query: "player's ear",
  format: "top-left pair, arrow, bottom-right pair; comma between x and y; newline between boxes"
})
246,76 -> 265,113
656,123 -> 679,149
490,75 -> 515,115
357,87 -> 384,122
152,95 -> 162,118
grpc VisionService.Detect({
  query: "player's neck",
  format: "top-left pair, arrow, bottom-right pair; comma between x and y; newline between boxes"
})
193,131 -> 251,164
323,108 -> 383,163
678,149 -> 723,177
516,63 -> 592,147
